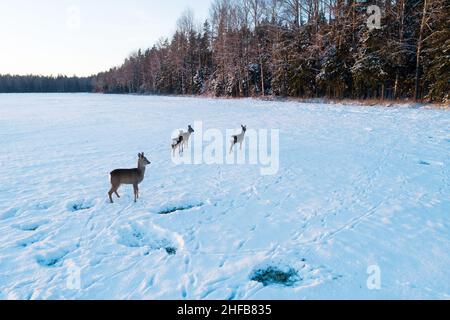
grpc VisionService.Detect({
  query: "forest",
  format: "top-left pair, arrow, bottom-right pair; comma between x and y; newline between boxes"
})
1,0 -> 448,102
0,75 -> 93,93
93,0 -> 449,102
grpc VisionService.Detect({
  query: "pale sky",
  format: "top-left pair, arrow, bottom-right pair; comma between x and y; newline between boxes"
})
0,0 -> 212,76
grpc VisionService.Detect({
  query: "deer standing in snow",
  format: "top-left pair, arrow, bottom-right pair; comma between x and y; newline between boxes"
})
172,125 -> 194,156
108,153 -> 151,203
229,125 -> 247,154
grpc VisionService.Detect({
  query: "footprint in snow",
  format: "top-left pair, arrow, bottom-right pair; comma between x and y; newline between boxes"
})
17,232 -> 47,248
418,160 -> 431,166
13,220 -> 49,232
66,199 -> 94,212
35,248 -> 72,267
116,222 -> 181,255
0,208 -> 19,220
30,202 -> 53,210
157,202 -> 204,215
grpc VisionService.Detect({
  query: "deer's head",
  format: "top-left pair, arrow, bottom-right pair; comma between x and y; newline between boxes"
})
188,125 -> 194,133
241,125 -> 247,132
138,153 -> 151,167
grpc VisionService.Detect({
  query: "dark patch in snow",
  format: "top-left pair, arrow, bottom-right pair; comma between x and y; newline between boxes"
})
419,160 -> 431,166
158,202 -> 204,215
165,247 -> 177,255
22,225 -> 39,231
67,200 -> 94,212
250,266 -> 300,287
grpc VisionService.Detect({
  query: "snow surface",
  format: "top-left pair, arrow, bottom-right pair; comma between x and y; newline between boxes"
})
0,93 -> 449,300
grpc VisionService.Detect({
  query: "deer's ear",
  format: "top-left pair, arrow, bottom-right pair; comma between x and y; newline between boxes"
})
141,152 -> 145,156
138,153 -> 142,158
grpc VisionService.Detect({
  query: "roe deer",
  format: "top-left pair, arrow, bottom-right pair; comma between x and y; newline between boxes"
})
229,125 -> 247,154
108,153 -> 151,203
171,125 -> 194,156
172,131 -> 184,156
180,125 -> 195,152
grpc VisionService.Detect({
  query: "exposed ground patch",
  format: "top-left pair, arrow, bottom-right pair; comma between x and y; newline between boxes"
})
250,265 -> 300,287
165,247 -> 177,255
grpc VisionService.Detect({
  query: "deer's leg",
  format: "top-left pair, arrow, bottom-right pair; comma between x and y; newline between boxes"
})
133,184 -> 138,203
114,188 -> 120,198
229,143 -> 234,154
108,187 -> 114,203
240,142 -> 243,150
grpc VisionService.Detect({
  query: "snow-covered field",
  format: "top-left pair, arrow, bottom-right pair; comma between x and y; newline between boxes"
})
0,93 -> 449,300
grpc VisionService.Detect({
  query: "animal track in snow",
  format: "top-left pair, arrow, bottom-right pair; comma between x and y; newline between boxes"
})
157,202 -> 204,215
66,199 -> 94,212
13,220 -> 49,232
0,208 -> 19,220
17,232 -> 46,248
35,248 -> 71,267
31,202 -> 53,210
116,222 -> 183,255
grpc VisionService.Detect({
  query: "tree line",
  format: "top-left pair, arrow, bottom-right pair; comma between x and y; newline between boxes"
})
1,1 -> 448,102
93,0 -> 449,102
0,75 -> 93,93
